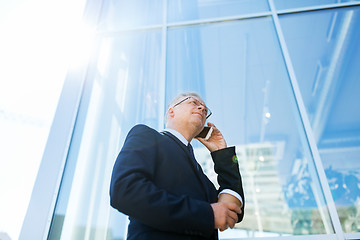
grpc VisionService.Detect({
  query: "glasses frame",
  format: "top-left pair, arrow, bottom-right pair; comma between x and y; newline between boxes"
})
172,96 -> 212,119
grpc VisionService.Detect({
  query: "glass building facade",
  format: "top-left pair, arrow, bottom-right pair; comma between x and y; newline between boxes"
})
21,0 -> 360,239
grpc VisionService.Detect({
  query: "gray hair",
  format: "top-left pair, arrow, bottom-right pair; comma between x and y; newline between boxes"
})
165,92 -> 203,125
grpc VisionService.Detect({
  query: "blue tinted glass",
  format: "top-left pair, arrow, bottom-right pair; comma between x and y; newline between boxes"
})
280,6 -> 360,233
166,17 -> 333,236
99,0 -> 163,30
168,0 -> 269,23
274,0 -> 360,10
49,30 -> 163,239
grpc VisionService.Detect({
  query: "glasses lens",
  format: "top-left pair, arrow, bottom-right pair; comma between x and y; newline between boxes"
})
192,98 -> 211,119
194,99 -> 210,118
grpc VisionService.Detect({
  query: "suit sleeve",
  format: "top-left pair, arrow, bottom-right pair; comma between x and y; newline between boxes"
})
109,125 -> 214,237
211,146 -> 245,222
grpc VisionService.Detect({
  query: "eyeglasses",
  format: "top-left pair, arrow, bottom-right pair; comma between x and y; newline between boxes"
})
172,96 -> 212,119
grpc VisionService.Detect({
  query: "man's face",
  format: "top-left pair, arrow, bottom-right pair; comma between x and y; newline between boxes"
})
171,96 -> 207,129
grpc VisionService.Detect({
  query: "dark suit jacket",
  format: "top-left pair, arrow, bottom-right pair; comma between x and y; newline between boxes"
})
110,124 -> 245,240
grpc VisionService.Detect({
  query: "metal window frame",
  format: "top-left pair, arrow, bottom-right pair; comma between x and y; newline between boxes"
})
267,2 -> 360,240
158,0 -> 168,130
225,234 -> 339,240
19,66 -> 88,240
20,0 -> 360,239
345,232 -> 360,240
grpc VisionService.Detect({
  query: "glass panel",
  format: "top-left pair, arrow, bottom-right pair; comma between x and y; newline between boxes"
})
168,0 -> 269,23
280,6 -> 360,233
166,17 -> 333,237
48,30 -> 162,239
274,0 -> 360,11
0,0 -> 85,239
98,0 -> 163,31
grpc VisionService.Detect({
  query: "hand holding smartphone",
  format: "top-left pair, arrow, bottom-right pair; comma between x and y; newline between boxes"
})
195,126 -> 213,140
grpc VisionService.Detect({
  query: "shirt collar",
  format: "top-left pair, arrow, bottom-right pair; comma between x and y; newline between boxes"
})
163,128 -> 189,146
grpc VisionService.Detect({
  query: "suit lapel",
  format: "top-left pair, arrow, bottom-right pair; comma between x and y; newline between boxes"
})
161,131 -> 191,159
161,131 -> 212,201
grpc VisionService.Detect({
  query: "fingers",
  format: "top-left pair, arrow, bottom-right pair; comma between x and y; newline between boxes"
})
224,203 -> 239,229
227,209 -> 238,228
219,207 -> 238,231
207,122 -> 218,134
227,202 -> 242,214
211,202 -> 240,231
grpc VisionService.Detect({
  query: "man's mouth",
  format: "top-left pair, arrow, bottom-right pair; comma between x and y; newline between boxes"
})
193,112 -> 203,118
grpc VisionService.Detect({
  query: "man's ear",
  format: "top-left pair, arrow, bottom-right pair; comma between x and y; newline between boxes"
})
168,107 -> 175,118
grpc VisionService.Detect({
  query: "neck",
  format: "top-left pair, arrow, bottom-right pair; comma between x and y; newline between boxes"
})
166,122 -> 198,142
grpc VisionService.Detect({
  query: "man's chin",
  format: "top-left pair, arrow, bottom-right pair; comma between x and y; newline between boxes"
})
190,116 -> 205,131
195,123 -> 205,134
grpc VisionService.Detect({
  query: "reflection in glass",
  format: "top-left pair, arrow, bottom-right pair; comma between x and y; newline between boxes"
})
273,0 -> 360,10
166,17 -> 333,237
280,6 -> 360,233
98,0 -> 163,31
168,0 -> 269,23
48,30 -> 162,239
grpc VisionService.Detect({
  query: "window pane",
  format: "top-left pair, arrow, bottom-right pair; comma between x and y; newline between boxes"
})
168,0 -> 269,23
48,30 -> 162,239
280,6 -> 360,233
0,0 -> 85,239
273,0 -> 360,11
166,17 -> 333,237
98,0 -> 163,31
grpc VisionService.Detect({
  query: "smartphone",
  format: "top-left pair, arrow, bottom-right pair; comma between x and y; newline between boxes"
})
196,126 -> 213,140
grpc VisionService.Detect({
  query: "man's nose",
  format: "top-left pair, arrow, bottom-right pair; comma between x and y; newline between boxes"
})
197,105 -> 206,114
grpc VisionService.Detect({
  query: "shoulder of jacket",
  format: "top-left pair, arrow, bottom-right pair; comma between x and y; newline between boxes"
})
129,124 -> 160,136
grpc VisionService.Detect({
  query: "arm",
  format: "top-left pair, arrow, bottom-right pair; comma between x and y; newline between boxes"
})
197,123 -> 245,223
211,146 -> 245,222
110,125 -> 214,237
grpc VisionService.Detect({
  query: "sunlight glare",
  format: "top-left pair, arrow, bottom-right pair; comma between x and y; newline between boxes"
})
0,0 -> 86,239
66,23 -> 96,68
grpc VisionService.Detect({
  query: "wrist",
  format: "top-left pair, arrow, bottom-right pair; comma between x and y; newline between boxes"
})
218,193 -> 242,208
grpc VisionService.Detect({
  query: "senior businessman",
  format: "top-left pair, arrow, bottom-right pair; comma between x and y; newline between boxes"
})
110,92 -> 245,239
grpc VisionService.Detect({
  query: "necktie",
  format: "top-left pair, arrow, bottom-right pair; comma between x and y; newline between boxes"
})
187,143 -> 199,171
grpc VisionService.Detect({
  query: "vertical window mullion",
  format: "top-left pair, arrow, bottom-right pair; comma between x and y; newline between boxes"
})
267,0 -> 345,239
